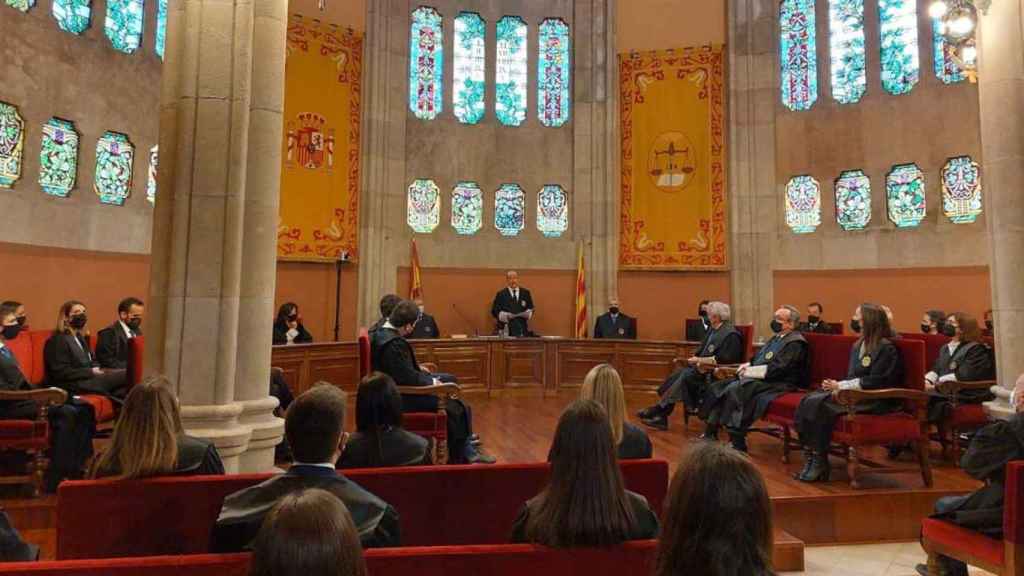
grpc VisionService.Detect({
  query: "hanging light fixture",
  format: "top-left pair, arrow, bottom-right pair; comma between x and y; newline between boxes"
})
929,0 -> 990,81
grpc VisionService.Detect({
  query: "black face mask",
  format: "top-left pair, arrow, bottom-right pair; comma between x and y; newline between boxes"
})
69,314 -> 88,330
770,320 -> 783,334
850,319 -> 861,334
985,319 -> 993,331
807,315 -> 820,325
699,310 -> 708,319
941,324 -> 957,338
15,316 -> 26,327
609,307 -> 619,315
1,324 -> 21,340
127,318 -> 142,331
287,314 -> 299,323
921,324 -> 932,334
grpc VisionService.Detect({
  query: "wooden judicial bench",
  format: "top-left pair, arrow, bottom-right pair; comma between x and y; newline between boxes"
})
271,338 -> 698,396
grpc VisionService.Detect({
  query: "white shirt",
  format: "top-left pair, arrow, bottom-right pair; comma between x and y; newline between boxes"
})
119,320 -> 134,339
285,328 -> 299,344
509,287 -> 519,301
925,341 -> 963,384
292,461 -> 337,470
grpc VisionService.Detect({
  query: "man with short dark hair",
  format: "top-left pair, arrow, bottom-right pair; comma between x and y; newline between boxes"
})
798,302 -> 834,334
212,383 -> 400,551
922,309 -> 949,335
370,294 -> 402,334
95,297 -> 144,370
0,302 -> 25,329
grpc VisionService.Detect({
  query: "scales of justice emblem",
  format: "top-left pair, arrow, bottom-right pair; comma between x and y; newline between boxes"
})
286,112 -> 336,171
648,131 -> 697,192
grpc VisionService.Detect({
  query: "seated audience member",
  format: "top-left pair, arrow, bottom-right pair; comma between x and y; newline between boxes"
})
655,442 -> 775,576
43,300 -> 129,400
684,300 -> 711,342
982,309 -> 994,337
593,297 -> 637,339
580,364 -> 652,460
249,488 -> 367,576
0,510 -> 37,562
922,309 -> 948,335
794,304 -> 904,482
703,305 -> 809,452
915,373 -> 1024,576
90,376 -> 224,479
213,383 -> 400,551
511,399 -> 659,546
924,312 -> 995,424
798,302 -> 834,334
337,372 -> 431,469
639,301 -> 743,431
95,297 -> 144,370
370,300 -> 494,464
0,302 -> 26,329
408,298 -> 440,339
369,294 -> 402,334
272,303 -> 313,346
0,309 -> 95,492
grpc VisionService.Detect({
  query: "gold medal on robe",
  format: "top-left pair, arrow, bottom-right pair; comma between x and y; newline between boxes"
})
765,351 -> 774,360
950,361 -> 958,371
861,355 -> 872,368
618,328 -> 625,335
708,344 -> 716,353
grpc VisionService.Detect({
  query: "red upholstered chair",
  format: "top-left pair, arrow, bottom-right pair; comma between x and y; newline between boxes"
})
899,332 -> 952,373
736,324 -> 754,362
921,461 -> 1024,575
18,330 -> 117,424
358,328 -> 453,464
126,335 -> 145,388
931,377 -> 997,462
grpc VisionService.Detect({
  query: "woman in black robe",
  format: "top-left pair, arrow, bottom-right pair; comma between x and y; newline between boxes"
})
924,312 -> 995,424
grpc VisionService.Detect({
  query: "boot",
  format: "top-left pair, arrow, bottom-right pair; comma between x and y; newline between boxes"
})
729,432 -> 748,453
464,443 -> 496,464
637,404 -> 664,420
793,447 -> 814,480
641,414 -> 669,431
798,450 -> 830,483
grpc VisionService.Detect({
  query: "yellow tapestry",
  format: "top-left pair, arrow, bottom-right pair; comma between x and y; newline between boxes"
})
619,46 -> 727,270
277,15 -> 362,262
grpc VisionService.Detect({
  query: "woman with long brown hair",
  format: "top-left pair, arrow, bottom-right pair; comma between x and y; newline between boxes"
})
337,372 -> 431,468
656,442 -> 774,576
580,364 -> 652,460
511,399 -> 659,547
90,376 -> 224,479
43,300 -> 129,400
794,303 -> 905,482
924,312 -> 995,424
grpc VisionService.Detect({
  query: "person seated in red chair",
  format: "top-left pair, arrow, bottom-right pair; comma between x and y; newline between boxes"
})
272,303 -> 313,346
922,309 -> 949,335
798,302 -> 836,334
794,303 -> 905,483
369,294 -> 402,335
213,383 -> 400,551
95,297 -> 144,370
43,301 -> 129,401
982,309 -> 994,338
915,374 -> 1024,576
370,300 -> 495,464
0,308 -> 96,493
923,312 -> 995,425
0,301 -> 26,330
337,372 -> 432,469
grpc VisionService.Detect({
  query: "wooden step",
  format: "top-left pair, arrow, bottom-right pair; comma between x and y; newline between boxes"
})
774,529 -> 806,573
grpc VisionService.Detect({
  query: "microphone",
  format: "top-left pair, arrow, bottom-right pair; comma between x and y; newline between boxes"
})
451,303 -> 481,337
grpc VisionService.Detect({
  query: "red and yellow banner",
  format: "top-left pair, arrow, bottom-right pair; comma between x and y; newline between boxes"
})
575,244 -> 587,339
619,46 -> 727,270
409,239 -> 423,301
277,15 -> 362,262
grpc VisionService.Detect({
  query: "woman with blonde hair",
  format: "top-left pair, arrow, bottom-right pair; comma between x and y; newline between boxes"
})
90,376 -> 224,479
44,300 -> 129,400
581,363 -> 652,459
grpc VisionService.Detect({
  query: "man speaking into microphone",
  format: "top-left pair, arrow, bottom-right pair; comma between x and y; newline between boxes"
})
491,270 -> 535,337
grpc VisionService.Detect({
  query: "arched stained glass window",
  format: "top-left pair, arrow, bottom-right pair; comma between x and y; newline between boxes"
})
409,7 -> 444,121
155,0 -> 167,59
39,118 -> 79,198
785,176 -> 821,234
147,145 -> 158,204
942,156 -> 982,224
408,179 -> 440,233
780,0 -> 818,112
538,18 -> 570,128
95,131 -> 135,206
495,183 -> 525,236
0,102 -> 25,189
4,0 -> 35,13
835,169 -> 871,231
53,0 -> 91,34
829,0 -> 866,104
886,163 -> 925,228
878,0 -> 919,95
537,185 -> 568,237
105,0 -> 143,54
453,12 -> 486,125
451,181 -> 482,235
933,18 -> 965,84
496,16 -> 528,127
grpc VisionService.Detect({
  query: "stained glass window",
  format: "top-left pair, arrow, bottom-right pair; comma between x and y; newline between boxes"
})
780,0 -> 818,112
538,18 -> 570,128
536,185 -> 568,238
886,163 -> 925,228
829,0 -> 866,104
878,0 -> 919,95
942,156 -> 983,224
94,131 -> 135,206
933,18 -> 965,84
147,145 -> 158,204
53,0 -> 91,35
39,118 -> 79,198
495,183 -> 525,236
835,169 -> 871,231
452,12 -> 486,125
155,0 -> 167,59
409,7 -> 444,121
407,179 -> 440,233
105,0 -> 144,54
496,16 -> 528,127
785,176 -> 821,234
451,181 -> 483,235
0,103 -> 25,189
4,0 -> 35,13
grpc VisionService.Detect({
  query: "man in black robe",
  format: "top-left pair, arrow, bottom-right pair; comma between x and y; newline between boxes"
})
593,297 -> 637,340
491,271 -> 535,337
408,298 -> 441,339
369,294 -> 402,334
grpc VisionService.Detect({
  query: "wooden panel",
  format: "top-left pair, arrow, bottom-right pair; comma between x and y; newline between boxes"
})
271,342 -> 360,396
496,342 -> 546,389
556,343 -> 617,388
413,341 -> 491,391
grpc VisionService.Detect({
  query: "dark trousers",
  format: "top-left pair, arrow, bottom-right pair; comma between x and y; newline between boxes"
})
794,390 -> 843,454
928,496 -> 971,576
0,399 -> 96,493
66,369 -> 129,401
401,373 -> 474,463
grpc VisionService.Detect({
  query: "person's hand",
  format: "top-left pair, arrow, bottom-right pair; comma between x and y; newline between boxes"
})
433,377 -> 441,386
924,380 -> 935,391
821,380 -> 838,392
686,356 -> 700,366
498,311 -> 511,323
92,367 -> 104,376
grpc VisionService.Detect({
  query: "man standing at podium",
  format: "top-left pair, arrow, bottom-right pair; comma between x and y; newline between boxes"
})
491,271 -> 534,337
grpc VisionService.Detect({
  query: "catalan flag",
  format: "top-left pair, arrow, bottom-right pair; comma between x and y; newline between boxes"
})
575,244 -> 587,338
410,239 -> 423,301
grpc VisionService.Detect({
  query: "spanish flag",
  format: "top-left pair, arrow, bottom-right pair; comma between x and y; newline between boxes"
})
575,244 -> 587,338
410,239 -> 423,301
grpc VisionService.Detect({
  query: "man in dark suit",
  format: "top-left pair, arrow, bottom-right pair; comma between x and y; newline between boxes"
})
491,271 -> 535,337
95,297 -> 144,370
593,297 -> 637,339
797,302 -> 834,334
369,294 -> 402,334
408,298 -> 441,339
212,383 -> 401,551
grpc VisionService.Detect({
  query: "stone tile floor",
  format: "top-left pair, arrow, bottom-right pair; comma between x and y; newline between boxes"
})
796,542 -> 994,575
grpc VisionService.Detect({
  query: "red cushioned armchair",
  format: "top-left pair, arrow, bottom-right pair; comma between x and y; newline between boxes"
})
673,324 -> 753,427
921,461 -> 1024,575
358,328 -> 454,464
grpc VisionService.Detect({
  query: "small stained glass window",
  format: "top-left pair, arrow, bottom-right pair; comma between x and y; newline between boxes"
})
785,175 -> 821,234
4,0 -> 35,13
932,18 -> 965,84
409,7 -> 444,121
451,181 -> 483,235
495,183 -> 525,236
53,0 -> 91,35
537,185 -> 568,238
39,118 -> 80,198
94,131 -> 135,206
942,156 -> 983,224
829,0 -> 866,104
878,0 -> 919,95
780,0 -> 818,112
408,179 -> 440,233
835,169 -> 872,231
155,0 -> 167,59
147,145 -> 158,204
453,12 -> 486,125
0,102 -> 25,189
886,163 -> 926,228
538,18 -> 571,128
496,16 -> 528,127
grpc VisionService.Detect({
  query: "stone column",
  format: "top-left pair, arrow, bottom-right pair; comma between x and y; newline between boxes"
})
147,0 -> 285,471
978,0 -> 1024,419
728,0 -> 778,340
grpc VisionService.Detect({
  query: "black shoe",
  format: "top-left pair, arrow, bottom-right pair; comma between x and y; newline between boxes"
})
798,451 -> 831,483
887,443 -> 911,460
637,405 -> 662,420
729,433 -> 748,453
914,564 -> 929,576
465,444 -> 496,464
794,448 -> 814,480
641,415 -> 669,431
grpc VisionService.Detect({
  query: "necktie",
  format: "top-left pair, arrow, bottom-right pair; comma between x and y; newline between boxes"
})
0,347 -> 11,360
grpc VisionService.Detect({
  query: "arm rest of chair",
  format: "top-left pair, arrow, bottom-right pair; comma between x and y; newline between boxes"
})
421,362 -> 439,373
396,383 -> 461,398
0,388 -> 68,419
936,379 -> 998,398
713,365 -> 742,380
835,388 -> 929,417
